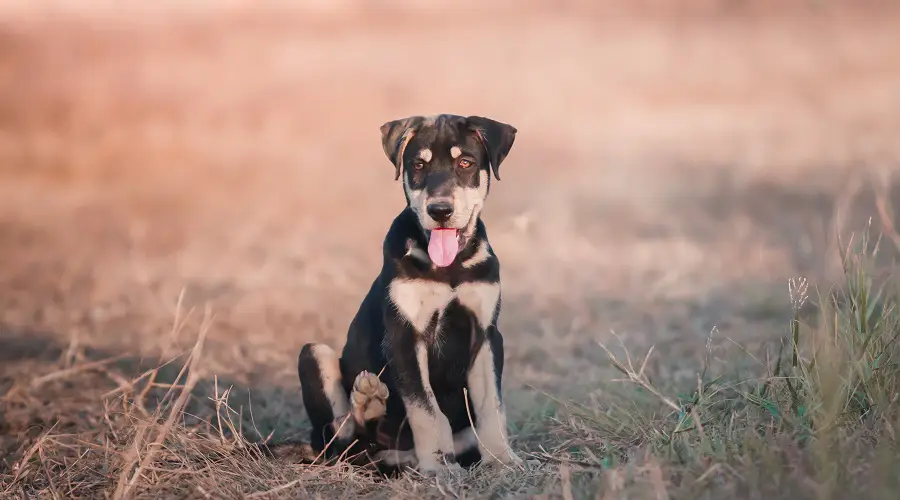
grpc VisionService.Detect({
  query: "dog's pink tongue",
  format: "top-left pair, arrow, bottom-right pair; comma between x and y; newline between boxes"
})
428,229 -> 459,267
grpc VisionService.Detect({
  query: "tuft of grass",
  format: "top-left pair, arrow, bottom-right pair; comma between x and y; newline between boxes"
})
551,223 -> 900,499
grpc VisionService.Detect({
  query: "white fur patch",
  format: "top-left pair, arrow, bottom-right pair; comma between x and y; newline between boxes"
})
418,149 -> 433,162
310,344 -> 354,439
450,146 -> 462,159
456,282 -> 500,329
462,241 -> 491,269
477,169 -> 489,200
389,279 -> 454,333
403,173 -> 427,222
374,449 -> 418,468
467,341 -> 519,464
390,279 -> 498,332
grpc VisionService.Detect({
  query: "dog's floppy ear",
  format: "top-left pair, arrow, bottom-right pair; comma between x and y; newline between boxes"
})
466,116 -> 517,181
380,116 -> 424,181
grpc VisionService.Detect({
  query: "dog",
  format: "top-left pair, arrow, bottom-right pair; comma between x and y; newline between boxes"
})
296,114 -> 521,475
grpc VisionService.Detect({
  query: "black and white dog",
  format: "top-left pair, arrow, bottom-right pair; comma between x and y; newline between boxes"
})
297,114 -> 520,475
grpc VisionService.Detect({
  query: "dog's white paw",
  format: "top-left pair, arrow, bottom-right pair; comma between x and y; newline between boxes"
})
498,450 -> 523,466
479,446 -> 523,469
372,449 -> 418,468
417,459 -> 465,479
500,450 -> 524,468
350,370 -> 389,426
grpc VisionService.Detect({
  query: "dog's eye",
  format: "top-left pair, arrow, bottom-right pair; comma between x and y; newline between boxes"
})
412,161 -> 425,170
458,159 -> 473,169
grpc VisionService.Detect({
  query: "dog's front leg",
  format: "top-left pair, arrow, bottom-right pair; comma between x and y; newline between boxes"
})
467,327 -> 521,466
387,327 -> 458,474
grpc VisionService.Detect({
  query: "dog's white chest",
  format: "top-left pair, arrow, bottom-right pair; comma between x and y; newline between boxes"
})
389,279 -> 500,333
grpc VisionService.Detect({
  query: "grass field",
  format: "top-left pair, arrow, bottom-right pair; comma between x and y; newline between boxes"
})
2,1 -> 900,498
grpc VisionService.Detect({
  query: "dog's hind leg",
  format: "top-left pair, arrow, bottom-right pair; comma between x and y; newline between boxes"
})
297,343 -> 356,457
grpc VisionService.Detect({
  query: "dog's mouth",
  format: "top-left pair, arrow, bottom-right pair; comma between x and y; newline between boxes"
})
421,203 -> 481,268
427,228 -> 462,268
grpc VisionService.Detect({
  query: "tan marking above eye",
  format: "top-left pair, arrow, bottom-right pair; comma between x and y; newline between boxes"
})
418,149 -> 433,162
449,146 -> 462,159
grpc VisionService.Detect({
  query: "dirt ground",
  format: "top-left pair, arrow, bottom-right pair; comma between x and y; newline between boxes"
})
2,0 -> 900,497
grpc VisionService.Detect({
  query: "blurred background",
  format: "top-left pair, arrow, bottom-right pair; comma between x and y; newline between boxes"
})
2,0 -> 900,446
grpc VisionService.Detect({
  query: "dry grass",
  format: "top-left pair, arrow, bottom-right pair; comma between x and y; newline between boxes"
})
3,0 -> 900,498
4,221 -> 900,499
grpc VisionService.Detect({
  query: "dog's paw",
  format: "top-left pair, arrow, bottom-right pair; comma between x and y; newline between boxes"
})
417,460 -> 465,479
350,370 -> 389,426
479,447 -> 523,470
372,449 -> 418,468
498,450 -> 524,468
500,449 -> 524,466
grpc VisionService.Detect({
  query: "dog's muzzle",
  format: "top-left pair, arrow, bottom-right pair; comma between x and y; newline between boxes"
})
426,201 -> 454,224
419,195 -> 479,268
422,197 -> 463,268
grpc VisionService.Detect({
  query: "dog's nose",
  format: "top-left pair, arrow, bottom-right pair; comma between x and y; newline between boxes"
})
426,202 -> 454,222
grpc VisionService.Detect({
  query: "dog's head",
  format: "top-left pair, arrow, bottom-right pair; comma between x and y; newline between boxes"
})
380,114 -> 517,267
